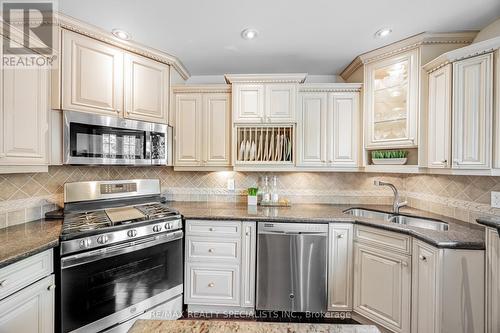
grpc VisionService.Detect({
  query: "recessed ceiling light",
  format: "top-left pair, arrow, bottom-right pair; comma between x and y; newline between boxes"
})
112,29 -> 131,41
241,28 -> 258,40
374,27 -> 392,39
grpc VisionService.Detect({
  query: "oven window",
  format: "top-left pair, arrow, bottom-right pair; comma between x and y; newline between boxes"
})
61,238 -> 182,333
70,122 -> 146,159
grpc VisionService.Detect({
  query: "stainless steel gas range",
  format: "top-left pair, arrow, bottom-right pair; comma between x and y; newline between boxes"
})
58,179 -> 183,333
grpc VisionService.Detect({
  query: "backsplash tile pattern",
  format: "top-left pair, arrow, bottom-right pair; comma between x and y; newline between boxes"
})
0,166 -> 498,228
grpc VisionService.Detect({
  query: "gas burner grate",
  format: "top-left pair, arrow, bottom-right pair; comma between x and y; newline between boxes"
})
62,211 -> 111,234
135,203 -> 178,220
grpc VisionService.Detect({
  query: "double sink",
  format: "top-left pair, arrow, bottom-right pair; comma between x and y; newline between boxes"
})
344,208 -> 449,231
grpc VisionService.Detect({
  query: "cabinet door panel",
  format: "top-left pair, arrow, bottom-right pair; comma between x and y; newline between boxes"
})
62,30 -> 123,116
124,54 -> 169,123
241,221 -> 256,308
452,53 -> 492,169
328,224 -> 353,311
204,94 -> 231,166
265,84 -> 296,122
233,84 -> 264,123
175,94 -> 202,166
486,227 -> 500,333
297,93 -> 327,166
428,65 -> 452,168
354,243 -> 411,333
329,93 -> 359,167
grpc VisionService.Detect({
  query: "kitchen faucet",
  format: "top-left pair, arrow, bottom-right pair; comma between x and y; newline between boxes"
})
374,180 -> 407,214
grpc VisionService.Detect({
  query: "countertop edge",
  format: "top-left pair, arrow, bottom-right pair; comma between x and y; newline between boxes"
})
0,239 -> 59,269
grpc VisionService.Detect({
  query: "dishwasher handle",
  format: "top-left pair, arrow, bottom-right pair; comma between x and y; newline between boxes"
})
258,230 -> 327,236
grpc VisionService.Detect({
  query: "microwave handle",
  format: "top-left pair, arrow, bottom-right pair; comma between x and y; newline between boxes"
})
145,131 -> 152,160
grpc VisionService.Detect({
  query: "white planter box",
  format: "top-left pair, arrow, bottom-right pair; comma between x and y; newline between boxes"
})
372,158 -> 407,165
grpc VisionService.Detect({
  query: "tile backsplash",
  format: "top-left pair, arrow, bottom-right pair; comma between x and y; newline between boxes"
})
0,166 -> 498,228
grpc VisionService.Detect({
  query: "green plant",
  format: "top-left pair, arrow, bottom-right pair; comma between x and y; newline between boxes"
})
247,187 -> 258,196
371,150 -> 408,159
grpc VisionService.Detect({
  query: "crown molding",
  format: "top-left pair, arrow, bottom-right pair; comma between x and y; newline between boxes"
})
224,73 -> 307,84
339,57 -> 363,81
172,84 -> 231,94
423,35 -> 500,73
298,83 -> 362,93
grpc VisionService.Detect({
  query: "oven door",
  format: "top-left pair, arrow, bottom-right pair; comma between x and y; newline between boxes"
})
63,111 -> 154,165
60,231 -> 183,333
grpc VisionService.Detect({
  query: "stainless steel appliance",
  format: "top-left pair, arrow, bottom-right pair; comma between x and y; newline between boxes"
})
58,179 -> 183,333
63,111 -> 172,166
256,222 -> 328,313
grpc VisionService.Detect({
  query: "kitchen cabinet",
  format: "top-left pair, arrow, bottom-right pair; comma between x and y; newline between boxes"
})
364,49 -> 419,149
297,86 -> 361,169
0,250 -> 54,333
0,36 -> 50,172
173,86 -> 231,169
62,30 -> 124,116
124,53 -> 169,123
353,227 -> 411,333
452,53 -> 493,169
265,84 -> 296,122
328,224 -> 353,312
184,220 -> 256,312
485,227 -> 500,333
232,84 -> 265,123
427,64 -> 452,168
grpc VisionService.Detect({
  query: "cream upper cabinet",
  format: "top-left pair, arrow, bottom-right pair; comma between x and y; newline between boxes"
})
232,84 -> 264,123
173,87 -> 231,169
175,94 -> 202,166
297,92 -> 327,166
0,37 -> 49,167
62,30 -> 123,116
485,227 -> 500,333
327,93 -> 359,167
265,84 -> 296,122
328,224 -> 353,312
203,94 -> 231,166
365,49 -> 419,148
452,53 -> 493,169
427,64 -> 452,168
124,53 -> 169,123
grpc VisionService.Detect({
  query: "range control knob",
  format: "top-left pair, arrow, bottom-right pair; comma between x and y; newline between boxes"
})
79,239 -> 92,248
164,222 -> 173,230
127,229 -> 137,238
153,225 -> 162,232
97,235 -> 109,244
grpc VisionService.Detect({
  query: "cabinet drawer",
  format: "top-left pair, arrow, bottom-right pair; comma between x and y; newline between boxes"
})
186,220 -> 241,237
0,249 -> 53,300
185,263 -> 240,306
354,226 -> 411,254
187,237 -> 240,263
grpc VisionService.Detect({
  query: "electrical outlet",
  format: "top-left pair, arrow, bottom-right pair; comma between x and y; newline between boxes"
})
227,178 -> 235,191
491,191 -> 500,208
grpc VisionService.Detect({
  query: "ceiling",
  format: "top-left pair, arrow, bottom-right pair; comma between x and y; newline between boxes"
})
59,0 -> 500,76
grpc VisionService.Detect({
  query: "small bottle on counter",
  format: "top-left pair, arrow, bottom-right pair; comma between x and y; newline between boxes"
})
270,176 -> 279,203
261,176 -> 271,203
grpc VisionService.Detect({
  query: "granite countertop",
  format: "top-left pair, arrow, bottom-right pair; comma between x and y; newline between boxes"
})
166,202 -> 485,250
0,218 -> 62,269
128,320 -> 380,333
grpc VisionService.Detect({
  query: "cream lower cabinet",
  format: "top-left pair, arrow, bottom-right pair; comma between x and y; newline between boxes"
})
485,227 -> 500,333
184,220 -> 256,312
328,224 -> 353,312
353,227 -> 411,333
173,87 -> 231,169
297,87 -> 360,169
452,53 -> 493,169
0,36 -> 50,172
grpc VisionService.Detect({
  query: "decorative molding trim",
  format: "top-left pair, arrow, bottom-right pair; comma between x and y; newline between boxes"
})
298,83 -> 362,93
340,57 -> 363,81
224,73 -> 308,84
172,84 -> 231,94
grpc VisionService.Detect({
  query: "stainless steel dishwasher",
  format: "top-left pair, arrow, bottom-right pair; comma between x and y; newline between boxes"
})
256,222 -> 328,312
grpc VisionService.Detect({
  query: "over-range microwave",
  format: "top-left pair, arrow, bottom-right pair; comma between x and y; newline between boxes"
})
63,111 -> 172,166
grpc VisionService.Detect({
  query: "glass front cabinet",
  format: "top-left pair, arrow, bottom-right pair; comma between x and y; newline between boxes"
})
364,49 -> 419,148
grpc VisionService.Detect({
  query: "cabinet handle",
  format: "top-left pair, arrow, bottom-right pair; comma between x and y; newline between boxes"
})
419,255 -> 427,262
208,282 -> 215,288
208,248 -> 214,253
0,280 -> 6,287
337,234 -> 344,239
47,285 -> 56,291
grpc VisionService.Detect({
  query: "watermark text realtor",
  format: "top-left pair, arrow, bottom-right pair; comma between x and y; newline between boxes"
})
2,1 -> 57,68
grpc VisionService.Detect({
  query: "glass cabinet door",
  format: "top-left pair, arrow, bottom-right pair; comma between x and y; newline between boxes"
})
366,50 -> 418,148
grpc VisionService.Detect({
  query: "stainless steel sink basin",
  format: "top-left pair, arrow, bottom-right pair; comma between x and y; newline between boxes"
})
343,208 -> 393,221
389,215 -> 449,231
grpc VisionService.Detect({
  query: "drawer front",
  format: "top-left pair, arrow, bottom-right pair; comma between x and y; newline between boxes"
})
354,226 -> 411,254
0,249 -> 53,300
186,220 -> 241,237
187,237 -> 240,263
185,263 -> 240,306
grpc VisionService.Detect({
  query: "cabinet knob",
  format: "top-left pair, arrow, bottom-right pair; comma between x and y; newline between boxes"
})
245,232 -> 250,236
441,159 -> 447,164
208,282 -> 215,288
208,248 -> 214,253
419,255 -> 427,262
47,285 -> 56,291
0,280 -> 6,287
209,227 -> 215,232
337,234 -> 344,239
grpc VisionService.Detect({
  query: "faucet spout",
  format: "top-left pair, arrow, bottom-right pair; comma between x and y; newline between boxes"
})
374,180 -> 407,214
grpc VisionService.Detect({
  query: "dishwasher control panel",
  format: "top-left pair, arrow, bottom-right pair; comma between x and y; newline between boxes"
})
258,222 -> 328,234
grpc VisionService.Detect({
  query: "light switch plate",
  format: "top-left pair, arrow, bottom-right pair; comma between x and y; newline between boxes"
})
491,191 -> 500,208
227,178 -> 235,191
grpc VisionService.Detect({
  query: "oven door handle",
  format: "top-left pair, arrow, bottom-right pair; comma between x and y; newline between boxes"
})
61,230 -> 183,269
